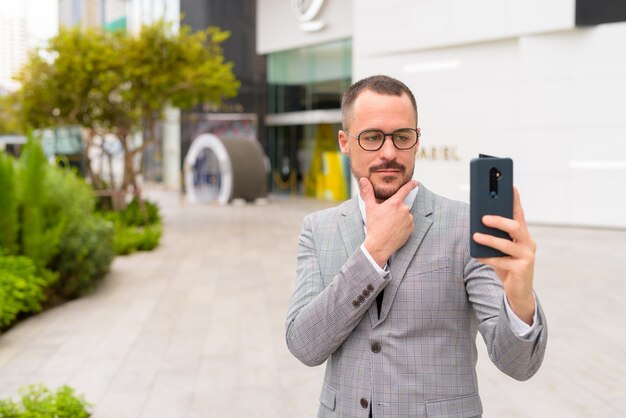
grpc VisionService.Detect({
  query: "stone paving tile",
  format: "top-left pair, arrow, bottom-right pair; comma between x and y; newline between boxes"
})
0,187 -> 625,417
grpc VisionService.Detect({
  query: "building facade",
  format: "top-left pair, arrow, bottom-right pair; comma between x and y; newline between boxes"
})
180,0 -> 268,168
0,17 -> 27,91
258,0 -> 353,200
257,0 -> 626,228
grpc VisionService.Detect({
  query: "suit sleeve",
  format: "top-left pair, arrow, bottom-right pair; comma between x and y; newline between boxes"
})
285,214 -> 389,367
464,257 -> 548,381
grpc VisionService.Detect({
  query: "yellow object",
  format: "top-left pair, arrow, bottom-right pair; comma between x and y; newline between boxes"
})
306,124 -> 348,201
317,151 -> 348,201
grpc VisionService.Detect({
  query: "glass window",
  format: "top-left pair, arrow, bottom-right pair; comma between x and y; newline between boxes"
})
268,122 -> 350,200
268,39 -> 352,114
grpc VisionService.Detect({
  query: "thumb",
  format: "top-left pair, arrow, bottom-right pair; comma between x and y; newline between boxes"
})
359,177 -> 375,206
392,179 -> 418,202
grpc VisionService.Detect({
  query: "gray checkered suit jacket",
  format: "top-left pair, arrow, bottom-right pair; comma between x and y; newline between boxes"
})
286,184 -> 547,417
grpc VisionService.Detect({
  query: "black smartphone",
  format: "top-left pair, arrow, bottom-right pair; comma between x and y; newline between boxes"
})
470,155 -> 513,258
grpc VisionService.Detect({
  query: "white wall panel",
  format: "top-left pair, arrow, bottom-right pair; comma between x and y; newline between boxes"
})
353,9 -> 626,227
571,167 -> 626,226
354,0 -> 574,56
571,77 -> 626,128
521,81 -> 572,128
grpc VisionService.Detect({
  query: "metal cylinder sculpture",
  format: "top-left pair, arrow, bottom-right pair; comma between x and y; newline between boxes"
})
184,134 -> 268,204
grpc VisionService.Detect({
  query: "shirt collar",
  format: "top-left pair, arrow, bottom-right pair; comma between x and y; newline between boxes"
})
357,183 -> 419,226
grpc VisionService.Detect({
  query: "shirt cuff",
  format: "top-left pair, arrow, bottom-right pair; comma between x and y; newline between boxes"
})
360,243 -> 389,277
504,293 -> 539,339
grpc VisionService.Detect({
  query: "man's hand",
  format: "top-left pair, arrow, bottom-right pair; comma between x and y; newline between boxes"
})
472,187 -> 536,325
360,177 -> 417,267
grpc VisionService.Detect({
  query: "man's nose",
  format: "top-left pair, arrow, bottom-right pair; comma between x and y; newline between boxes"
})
379,135 -> 397,159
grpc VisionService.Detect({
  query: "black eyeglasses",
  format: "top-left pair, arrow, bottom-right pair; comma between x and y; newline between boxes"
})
345,128 -> 420,151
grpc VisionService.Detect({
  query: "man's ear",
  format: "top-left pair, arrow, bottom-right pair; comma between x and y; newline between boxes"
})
338,130 -> 350,155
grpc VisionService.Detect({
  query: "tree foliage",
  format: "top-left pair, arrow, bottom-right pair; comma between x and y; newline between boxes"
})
0,95 -> 20,135
10,20 -> 240,204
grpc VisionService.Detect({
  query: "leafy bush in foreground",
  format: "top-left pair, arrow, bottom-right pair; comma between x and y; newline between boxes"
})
0,255 -> 50,330
0,137 -> 116,330
0,384 -> 91,418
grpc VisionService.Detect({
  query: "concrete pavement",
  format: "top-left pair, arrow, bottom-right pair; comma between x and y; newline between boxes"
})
0,187 -> 625,417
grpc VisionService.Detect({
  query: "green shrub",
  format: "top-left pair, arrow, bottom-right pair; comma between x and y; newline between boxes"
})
50,216 -> 115,299
112,223 -> 162,255
0,255 -> 50,329
0,153 -> 18,254
120,197 -> 160,226
43,165 -> 115,299
0,384 -> 91,418
17,137 -> 64,269
98,198 -> 162,255
1,136 -> 116,306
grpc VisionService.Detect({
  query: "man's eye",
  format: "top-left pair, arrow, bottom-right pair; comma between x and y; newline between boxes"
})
361,133 -> 381,142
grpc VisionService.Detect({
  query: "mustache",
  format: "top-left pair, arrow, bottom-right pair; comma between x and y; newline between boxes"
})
369,161 -> 406,173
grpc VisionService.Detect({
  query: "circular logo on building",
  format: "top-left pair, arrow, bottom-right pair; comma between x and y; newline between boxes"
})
291,0 -> 326,32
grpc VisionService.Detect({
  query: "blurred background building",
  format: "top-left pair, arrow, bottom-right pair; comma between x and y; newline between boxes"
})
57,0 -> 267,199
0,15 -> 27,92
0,0 -> 57,91
0,0 -> 59,155
258,0 -> 626,228
2,0 -> 626,227
258,1 -> 352,201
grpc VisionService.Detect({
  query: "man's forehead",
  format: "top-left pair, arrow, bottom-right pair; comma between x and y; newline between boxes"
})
351,91 -> 415,120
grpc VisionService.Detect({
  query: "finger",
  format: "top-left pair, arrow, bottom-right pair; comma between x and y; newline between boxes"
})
482,215 -> 518,236
478,256 -> 518,277
513,187 -> 528,228
473,232 -> 524,258
359,177 -> 376,206
481,187 -> 529,240
481,215 -> 529,243
478,256 -> 515,271
390,179 -> 417,203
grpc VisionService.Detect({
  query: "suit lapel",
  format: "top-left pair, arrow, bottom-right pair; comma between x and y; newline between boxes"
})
377,185 -> 435,324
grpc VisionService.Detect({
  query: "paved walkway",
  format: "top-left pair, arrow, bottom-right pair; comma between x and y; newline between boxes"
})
0,187 -> 625,417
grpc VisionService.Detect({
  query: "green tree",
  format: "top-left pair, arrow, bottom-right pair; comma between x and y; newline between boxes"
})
0,95 -> 21,135
12,27 -> 125,193
11,21 -> 239,206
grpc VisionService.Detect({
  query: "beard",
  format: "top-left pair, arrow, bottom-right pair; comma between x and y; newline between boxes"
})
352,160 -> 415,201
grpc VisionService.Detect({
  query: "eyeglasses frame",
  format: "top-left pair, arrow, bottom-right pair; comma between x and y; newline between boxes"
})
343,128 -> 420,151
